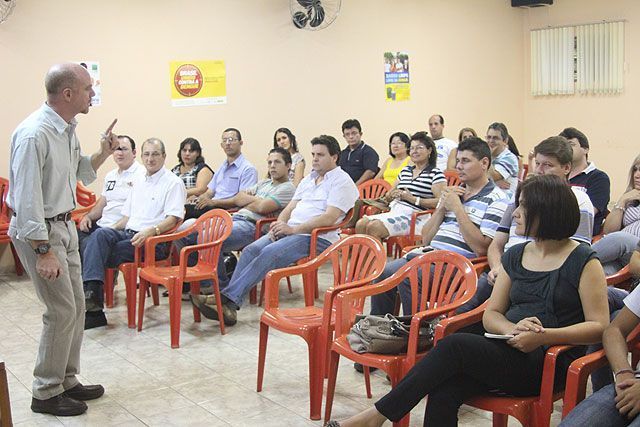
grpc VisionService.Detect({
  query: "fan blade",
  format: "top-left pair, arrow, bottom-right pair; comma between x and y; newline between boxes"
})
310,4 -> 325,27
292,10 -> 309,28
297,0 -> 314,7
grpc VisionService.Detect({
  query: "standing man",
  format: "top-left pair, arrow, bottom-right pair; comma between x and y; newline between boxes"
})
560,127 -> 611,236
77,134 -> 144,255
8,63 -> 116,416
428,114 -> 457,171
194,127 -> 258,212
338,119 -> 380,185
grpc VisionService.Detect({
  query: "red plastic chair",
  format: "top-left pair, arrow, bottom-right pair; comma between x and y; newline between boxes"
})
385,209 -> 434,258
444,170 -> 462,186
342,179 -> 392,236
562,324 -> 640,419
519,164 -> 529,182
607,264 -> 633,290
431,302 -> 573,427
0,177 -> 24,276
137,209 -> 232,347
324,251 -> 477,426
257,235 -> 386,420
71,182 -> 97,224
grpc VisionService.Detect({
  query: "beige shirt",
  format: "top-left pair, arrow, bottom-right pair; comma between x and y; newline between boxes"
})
8,103 -> 97,241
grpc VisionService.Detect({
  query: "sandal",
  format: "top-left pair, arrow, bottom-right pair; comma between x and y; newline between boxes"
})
324,422 -> 340,427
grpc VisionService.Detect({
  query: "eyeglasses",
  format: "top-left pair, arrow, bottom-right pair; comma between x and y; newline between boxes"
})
221,137 -> 239,143
410,145 -> 427,152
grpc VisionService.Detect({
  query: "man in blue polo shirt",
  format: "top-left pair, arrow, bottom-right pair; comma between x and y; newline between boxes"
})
193,127 -> 258,213
338,119 -> 380,185
560,127 -> 611,236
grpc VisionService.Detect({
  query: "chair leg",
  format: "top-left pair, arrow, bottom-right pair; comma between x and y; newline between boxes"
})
212,278 -> 226,335
257,322 -> 269,392
137,278 -> 148,331
104,269 -> 115,309
249,287 -> 257,305
303,271 -> 315,307
168,280 -> 181,348
308,333 -> 323,420
287,276 -> 293,294
323,350 -> 340,423
122,265 -> 137,329
10,243 -> 24,276
259,279 -> 265,307
0,361 -> 13,427
151,284 -> 160,306
363,367 -> 372,399
191,281 -> 201,323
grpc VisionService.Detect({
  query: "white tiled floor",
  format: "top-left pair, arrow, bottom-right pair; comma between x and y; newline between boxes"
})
0,268 -> 566,426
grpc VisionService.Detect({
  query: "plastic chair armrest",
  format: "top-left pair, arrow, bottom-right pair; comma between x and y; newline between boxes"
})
562,348 -> 608,417
433,302 -> 488,345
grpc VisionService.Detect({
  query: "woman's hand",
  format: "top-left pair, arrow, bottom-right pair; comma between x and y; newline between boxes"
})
507,331 -> 544,353
509,316 -> 545,335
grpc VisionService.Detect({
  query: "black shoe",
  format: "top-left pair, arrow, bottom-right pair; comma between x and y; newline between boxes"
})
84,311 -> 107,330
31,394 -> 87,416
63,383 -> 105,401
354,363 -> 378,373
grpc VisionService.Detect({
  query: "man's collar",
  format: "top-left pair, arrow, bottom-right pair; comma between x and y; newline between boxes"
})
120,161 -> 141,174
145,166 -> 167,182
42,103 -> 76,134
310,166 -> 340,180
347,141 -> 365,152
225,153 -> 245,167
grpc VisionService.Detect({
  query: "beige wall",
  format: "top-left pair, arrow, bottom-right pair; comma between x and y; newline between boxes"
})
522,0 -> 638,197
1,0 -> 635,271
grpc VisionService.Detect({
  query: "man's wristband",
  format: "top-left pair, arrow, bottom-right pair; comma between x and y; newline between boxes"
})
615,368 -> 635,378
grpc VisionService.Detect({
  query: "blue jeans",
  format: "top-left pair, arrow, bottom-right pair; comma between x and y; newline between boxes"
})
457,271 -> 493,314
370,258 -> 413,315
217,216 -> 259,288
82,227 -> 169,283
560,383 -> 640,427
593,231 -> 640,276
221,233 -> 331,308
76,222 -> 100,259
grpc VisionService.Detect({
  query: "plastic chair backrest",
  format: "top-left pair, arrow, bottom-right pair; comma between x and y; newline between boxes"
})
519,164 -> 529,181
76,182 -> 97,207
357,179 -> 392,199
444,170 -> 462,186
194,209 -> 233,265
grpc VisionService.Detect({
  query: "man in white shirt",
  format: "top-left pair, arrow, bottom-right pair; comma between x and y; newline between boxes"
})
82,138 -> 186,329
77,135 -> 144,255
191,135 -> 359,326
428,114 -> 457,171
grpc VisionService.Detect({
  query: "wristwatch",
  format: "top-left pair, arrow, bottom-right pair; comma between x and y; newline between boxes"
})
34,243 -> 51,255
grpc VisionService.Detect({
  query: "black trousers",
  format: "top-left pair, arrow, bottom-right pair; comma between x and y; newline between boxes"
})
374,333 -> 546,427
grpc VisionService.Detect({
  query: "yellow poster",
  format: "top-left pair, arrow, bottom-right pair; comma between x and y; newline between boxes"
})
170,60 -> 226,107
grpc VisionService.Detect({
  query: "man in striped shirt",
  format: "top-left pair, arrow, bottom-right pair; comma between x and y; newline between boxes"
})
369,137 -> 508,316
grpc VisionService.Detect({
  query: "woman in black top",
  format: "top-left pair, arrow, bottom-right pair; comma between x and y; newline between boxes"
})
171,137 -> 213,200
326,175 -> 610,427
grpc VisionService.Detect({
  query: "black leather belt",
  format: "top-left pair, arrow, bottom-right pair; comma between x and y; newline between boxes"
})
44,212 -> 73,222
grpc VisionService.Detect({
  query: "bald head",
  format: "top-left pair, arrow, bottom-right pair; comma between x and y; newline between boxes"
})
45,63 -> 89,96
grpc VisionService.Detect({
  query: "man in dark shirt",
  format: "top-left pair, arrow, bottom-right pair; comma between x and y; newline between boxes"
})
560,127 -> 611,236
338,119 -> 379,185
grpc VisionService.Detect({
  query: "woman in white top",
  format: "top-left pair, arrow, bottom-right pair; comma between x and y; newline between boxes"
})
273,127 -> 305,186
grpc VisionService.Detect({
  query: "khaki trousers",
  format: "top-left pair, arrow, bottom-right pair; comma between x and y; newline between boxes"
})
11,219 -> 84,399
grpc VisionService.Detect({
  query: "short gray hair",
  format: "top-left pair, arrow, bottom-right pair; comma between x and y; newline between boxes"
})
45,64 -> 81,95
141,137 -> 166,155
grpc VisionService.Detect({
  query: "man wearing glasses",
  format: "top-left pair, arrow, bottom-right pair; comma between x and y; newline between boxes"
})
76,135 -> 144,255
81,138 -> 186,329
194,128 -> 258,213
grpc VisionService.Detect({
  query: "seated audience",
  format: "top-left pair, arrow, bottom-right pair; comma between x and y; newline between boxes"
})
191,135 -> 359,326
369,137 -> 508,317
355,132 -> 445,242
171,137 -> 213,199
486,122 -> 519,198
429,114 -> 457,170
77,135 -> 144,255
329,174 -> 609,427
592,154 -> 640,275
82,138 -> 186,329
273,127 -> 305,186
191,128 -> 258,216
188,147 -> 295,306
561,126 -> 611,236
561,244 -> 640,427
457,127 -> 477,143
458,136 -> 600,313
338,119 -> 380,185
374,131 -> 411,186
